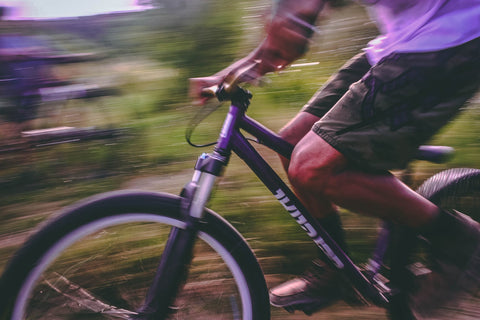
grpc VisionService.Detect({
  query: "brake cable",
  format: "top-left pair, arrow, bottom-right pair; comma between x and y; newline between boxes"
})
186,72 -> 258,149
185,100 -> 259,148
185,101 -> 224,148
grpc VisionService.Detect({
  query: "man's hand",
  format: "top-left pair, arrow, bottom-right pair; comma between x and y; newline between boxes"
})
189,75 -> 223,105
189,59 -> 261,105
253,15 -> 314,74
251,0 -> 325,74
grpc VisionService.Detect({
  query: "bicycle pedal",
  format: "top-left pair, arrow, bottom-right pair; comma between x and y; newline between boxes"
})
406,262 -> 432,278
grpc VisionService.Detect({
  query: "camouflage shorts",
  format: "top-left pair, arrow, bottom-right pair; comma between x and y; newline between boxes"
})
303,37 -> 480,171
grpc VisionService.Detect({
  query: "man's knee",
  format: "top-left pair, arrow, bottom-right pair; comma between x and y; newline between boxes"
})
278,112 -> 320,170
288,131 -> 347,195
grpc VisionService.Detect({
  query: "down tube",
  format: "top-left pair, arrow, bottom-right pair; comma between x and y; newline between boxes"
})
230,130 -> 382,302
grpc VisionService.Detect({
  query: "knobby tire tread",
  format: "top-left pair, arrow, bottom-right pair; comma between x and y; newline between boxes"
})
388,168 -> 480,320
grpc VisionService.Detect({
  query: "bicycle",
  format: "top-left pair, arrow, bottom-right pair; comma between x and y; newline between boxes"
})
0,81 -> 479,319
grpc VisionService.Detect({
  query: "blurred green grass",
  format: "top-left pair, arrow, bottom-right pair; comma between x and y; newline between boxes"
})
0,1 -> 478,317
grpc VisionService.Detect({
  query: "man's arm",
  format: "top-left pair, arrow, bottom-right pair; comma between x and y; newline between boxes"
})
190,0 -> 326,102
220,0 -> 325,79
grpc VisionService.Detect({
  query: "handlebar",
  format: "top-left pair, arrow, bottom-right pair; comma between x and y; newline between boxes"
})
201,84 -> 252,110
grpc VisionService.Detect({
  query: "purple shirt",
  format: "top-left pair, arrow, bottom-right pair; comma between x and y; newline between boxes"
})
362,0 -> 480,64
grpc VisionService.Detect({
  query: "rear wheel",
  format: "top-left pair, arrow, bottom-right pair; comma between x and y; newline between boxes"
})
389,168 -> 480,319
0,191 -> 270,319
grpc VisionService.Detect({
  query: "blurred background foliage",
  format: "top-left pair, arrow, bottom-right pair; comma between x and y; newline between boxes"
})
0,1 -> 479,317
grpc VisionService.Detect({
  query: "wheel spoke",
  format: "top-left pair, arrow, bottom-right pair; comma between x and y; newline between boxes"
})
43,273 -> 137,318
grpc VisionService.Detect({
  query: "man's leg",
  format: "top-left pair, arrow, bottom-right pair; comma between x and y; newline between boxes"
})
283,129 -> 480,314
271,54 -> 372,311
278,112 -> 339,217
276,54 -> 373,246
272,114 -> 359,313
288,130 -> 439,228
271,38 -> 480,314
279,112 -> 349,252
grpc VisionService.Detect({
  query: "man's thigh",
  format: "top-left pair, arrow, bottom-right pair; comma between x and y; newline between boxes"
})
312,38 -> 480,171
280,53 -> 370,146
290,130 -> 348,177
302,52 -> 370,118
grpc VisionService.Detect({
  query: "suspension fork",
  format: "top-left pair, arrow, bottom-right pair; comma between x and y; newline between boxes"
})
133,87 -> 249,319
133,119 -> 239,319
131,152 -> 228,320
130,154 -> 226,319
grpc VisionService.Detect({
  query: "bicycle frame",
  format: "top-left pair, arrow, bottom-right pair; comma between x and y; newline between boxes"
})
136,87 -> 388,318
231,106 -> 388,306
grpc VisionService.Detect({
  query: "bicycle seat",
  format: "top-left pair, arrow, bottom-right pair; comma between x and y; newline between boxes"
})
415,145 -> 454,163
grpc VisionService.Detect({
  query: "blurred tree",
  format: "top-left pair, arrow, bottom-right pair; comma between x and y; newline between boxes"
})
142,0 -> 248,104
151,0 -> 245,75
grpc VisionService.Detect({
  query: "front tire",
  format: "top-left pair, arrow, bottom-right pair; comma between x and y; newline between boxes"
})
0,191 -> 270,320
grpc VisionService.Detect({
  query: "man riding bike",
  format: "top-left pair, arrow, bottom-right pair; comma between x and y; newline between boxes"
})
190,0 -> 480,315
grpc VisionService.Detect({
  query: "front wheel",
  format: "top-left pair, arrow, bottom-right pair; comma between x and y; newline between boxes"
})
0,191 -> 270,320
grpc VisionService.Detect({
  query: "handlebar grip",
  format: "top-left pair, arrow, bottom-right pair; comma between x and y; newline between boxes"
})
200,85 -> 218,98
